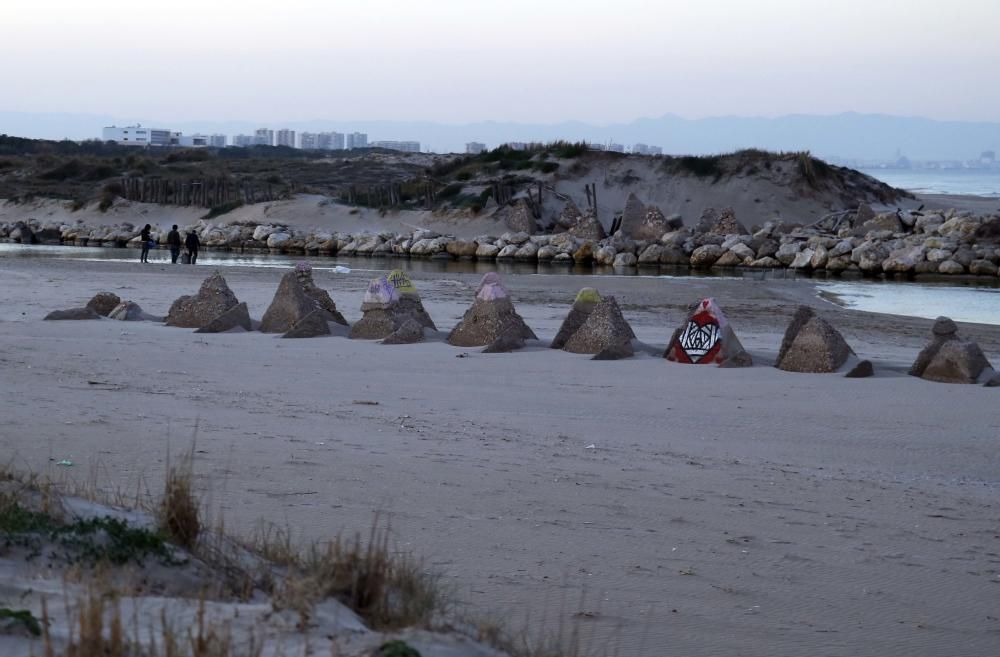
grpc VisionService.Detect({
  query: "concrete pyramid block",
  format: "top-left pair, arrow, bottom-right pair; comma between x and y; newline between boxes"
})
551,288 -> 601,350
909,317 -> 993,384
447,273 -> 537,348
351,277 -> 399,339
282,309 -> 332,339
295,262 -> 348,326
260,270 -> 322,333
166,271 -> 240,329
388,269 -> 436,330
664,298 -> 752,367
382,318 -> 426,345
195,302 -> 252,334
775,306 -> 854,373
563,296 -> 636,355
85,292 -> 121,317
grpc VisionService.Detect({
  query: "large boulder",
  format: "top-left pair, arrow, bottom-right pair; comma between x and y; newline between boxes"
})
85,292 -> 121,317
447,273 -> 537,347
619,193 -> 670,241
166,272 -> 241,329
908,317 -> 993,384
294,263 -> 348,325
44,307 -> 101,321
775,306 -> 856,373
551,288 -> 601,350
260,271 -> 321,333
696,207 -> 748,235
194,302 -> 252,334
562,296 -> 636,355
567,207 -> 606,241
664,298 -> 752,367
504,199 -> 537,234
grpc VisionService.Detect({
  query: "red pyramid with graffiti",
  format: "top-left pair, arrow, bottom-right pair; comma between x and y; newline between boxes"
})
664,298 -> 752,367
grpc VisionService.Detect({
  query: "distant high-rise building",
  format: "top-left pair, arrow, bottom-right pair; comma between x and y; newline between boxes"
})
177,134 -> 211,147
588,143 -> 605,151
632,143 -> 662,156
370,140 -> 420,153
254,128 -> 274,146
209,134 -> 227,148
300,132 -> 318,150
345,132 -> 368,150
466,142 -> 487,155
506,142 -> 527,151
982,150 -> 996,164
608,143 -> 625,153
317,131 -> 345,150
233,134 -> 254,147
276,129 -> 295,148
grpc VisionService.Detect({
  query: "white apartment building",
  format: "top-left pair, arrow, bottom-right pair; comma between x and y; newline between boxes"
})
300,132 -> 318,149
465,142 -> 486,154
345,132 -> 368,150
632,143 -> 663,155
276,129 -> 296,148
209,134 -> 227,148
254,128 -> 274,146
370,140 -> 420,153
177,134 -> 211,147
317,132 -> 345,150
102,125 -> 177,147
232,134 -> 254,147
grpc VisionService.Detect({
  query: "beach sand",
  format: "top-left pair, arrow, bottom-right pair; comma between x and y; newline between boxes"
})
1,256 -> 998,656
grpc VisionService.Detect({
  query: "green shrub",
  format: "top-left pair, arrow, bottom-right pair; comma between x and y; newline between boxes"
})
436,182 -> 463,199
202,200 -> 244,220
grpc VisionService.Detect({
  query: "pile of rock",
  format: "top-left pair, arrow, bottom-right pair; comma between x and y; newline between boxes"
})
447,273 -> 537,351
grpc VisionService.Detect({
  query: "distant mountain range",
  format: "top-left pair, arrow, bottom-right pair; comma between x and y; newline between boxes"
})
2,111 -> 999,162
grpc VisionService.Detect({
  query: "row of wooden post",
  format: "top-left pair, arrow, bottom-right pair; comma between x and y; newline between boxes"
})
117,177 -> 277,207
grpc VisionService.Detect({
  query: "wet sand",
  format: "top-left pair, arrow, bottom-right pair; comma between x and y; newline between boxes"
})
1,256 -> 999,657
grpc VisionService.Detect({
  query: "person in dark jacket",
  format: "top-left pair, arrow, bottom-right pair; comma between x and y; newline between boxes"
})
185,230 -> 200,264
166,225 -> 182,264
139,224 -> 152,263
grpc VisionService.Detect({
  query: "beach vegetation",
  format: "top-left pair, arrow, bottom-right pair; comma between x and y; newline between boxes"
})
201,200 -> 244,220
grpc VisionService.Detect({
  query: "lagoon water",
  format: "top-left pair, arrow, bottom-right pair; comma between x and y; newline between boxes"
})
4,243 -> 999,326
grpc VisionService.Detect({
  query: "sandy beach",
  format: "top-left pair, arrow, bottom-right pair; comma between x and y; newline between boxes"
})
1,254 -> 999,657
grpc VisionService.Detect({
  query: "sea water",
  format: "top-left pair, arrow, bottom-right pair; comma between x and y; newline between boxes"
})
862,168 -> 1000,198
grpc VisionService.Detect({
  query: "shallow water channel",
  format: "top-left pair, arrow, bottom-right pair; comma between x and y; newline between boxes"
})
3,243 -> 999,326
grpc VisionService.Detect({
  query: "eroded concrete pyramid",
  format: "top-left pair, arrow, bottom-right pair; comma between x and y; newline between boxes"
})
775,306 -> 854,373
551,288 -> 602,350
563,296 -> 636,356
260,270 -> 319,333
909,317 -> 994,384
664,298 -> 752,367
350,276 -> 403,340
447,273 -> 537,348
295,262 -> 348,326
166,271 -> 240,329
387,269 -> 436,330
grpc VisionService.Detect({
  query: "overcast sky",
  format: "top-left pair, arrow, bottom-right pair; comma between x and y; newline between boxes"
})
2,0 -> 999,125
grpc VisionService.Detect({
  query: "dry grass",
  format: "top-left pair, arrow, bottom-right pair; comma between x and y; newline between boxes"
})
272,514 -> 444,631
158,448 -> 201,551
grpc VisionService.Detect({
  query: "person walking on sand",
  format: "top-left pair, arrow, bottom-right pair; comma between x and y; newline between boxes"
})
185,229 -> 200,265
166,224 -> 182,264
139,224 -> 152,263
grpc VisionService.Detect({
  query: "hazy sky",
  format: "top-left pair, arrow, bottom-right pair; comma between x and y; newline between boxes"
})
2,0 -> 999,125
